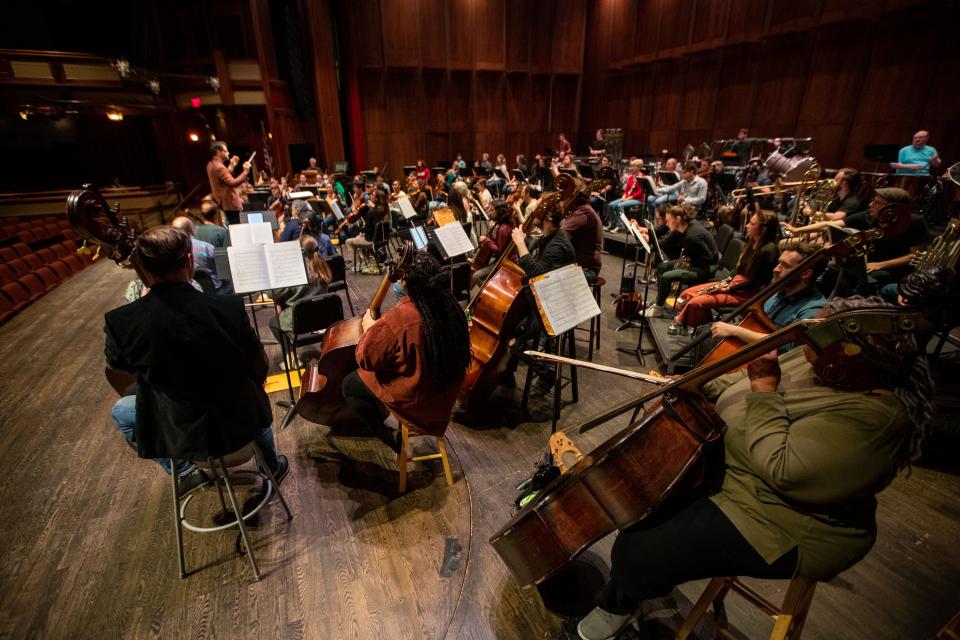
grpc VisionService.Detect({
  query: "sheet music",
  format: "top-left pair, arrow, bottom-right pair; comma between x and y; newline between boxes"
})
330,200 -> 343,220
644,219 -> 665,263
619,213 -> 650,253
529,264 -> 601,336
264,242 -> 309,289
250,222 -> 274,245
229,222 -> 274,247
227,245 -> 272,293
397,197 -> 418,220
288,190 -> 314,199
433,223 -> 475,257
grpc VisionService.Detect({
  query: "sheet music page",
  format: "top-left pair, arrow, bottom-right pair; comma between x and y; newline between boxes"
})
433,223 -> 475,257
264,242 -> 309,289
330,200 -> 343,220
227,245 -> 272,293
645,219 -> 665,262
529,264 -> 601,336
397,197 -> 418,220
250,222 -> 274,245
619,213 -> 650,253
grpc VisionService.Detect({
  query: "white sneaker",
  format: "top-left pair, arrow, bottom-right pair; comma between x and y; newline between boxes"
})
577,606 -> 635,640
644,305 -> 666,318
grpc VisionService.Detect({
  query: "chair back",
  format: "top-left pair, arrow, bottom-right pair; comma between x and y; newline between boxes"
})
291,293 -> 344,341
449,262 -> 472,302
326,254 -> 347,284
720,237 -> 745,273
193,269 -> 217,294
715,224 -> 735,256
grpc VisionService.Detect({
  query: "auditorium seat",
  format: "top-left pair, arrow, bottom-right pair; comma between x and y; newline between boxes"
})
63,255 -> 84,273
0,291 -> 14,322
50,261 -> 73,280
11,242 -> 31,257
2,282 -> 30,311
0,264 -> 16,284
32,227 -> 49,241
16,274 -> 45,301
22,253 -> 43,271
51,244 -> 70,259
34,266 -> 60,290
45,224 -> 61,237
0,247 -> 17,262
7,258 -> 30,278
62,239 -> 79,253
17,230 -> 36,244
36,248 -> 57,263
16,222 -> 31,231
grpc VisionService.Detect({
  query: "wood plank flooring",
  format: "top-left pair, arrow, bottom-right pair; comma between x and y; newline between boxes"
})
0,251 -> 957,640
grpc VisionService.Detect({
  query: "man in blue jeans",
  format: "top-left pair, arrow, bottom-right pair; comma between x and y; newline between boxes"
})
105,225 -> 287,493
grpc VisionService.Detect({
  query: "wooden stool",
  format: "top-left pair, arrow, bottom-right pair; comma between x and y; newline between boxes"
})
397,423 -> 454,493
675,576 -> 818,640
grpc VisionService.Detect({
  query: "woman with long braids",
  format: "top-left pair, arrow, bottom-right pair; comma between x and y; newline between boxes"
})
341,252 -> 471,452
576,295 -> 935,639
670,209 -> 780,335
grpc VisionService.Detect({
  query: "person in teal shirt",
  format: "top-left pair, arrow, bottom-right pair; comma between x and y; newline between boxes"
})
892,130 -> 941,175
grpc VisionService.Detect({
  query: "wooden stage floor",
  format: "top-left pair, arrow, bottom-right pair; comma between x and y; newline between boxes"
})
0,255 -> 958,639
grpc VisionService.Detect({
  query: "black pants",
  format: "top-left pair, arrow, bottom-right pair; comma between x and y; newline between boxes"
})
596,496 -> 798,614
341,370 -> 390,437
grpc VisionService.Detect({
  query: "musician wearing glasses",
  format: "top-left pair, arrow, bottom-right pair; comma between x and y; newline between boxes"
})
891,130 -> 941,175
782,168 -> 863,236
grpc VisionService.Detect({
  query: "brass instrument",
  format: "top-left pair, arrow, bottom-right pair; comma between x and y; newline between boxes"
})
911,219 -> 960,272
731,177 -> 832,200
788,163 -> 823,227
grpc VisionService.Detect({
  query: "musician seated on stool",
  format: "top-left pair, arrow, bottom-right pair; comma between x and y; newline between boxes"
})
823,187 -> 929,300
279,199 -> 307,242
499,206 -> 577,395
341,253 -> 470,452
639,205 -> 718,318
648,162 -> 708,220
782,168 -> 863,237
472,199 -> 518,288
711,241 -> 828,352
516,185 -> 541,225
560,191 -> 605,286
106,226 -> 287,495
268,234 -> 334,351
670,211 -> 780,335
302,211 -> 337,258
575,296 -> 934,640
605,159 -> 644,233
345,188 -> 389,274
171,216 -> 227,293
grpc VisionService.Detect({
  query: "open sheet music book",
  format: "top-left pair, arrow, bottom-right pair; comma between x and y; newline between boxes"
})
229,222 -> 274,247
433,223 -> 475,257
529,264 -> 601,336
619,213 -> 650,253
397,197 -> 418,220
227,241 -> 308,294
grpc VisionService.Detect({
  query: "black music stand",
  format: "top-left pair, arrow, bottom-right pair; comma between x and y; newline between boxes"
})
615,212 -> 645,332
616,219 -> 661,365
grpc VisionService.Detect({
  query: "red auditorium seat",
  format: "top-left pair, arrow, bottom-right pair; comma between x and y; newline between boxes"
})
63,255 -> 84,273
18,230 -> 36,244
0,247 -> 17,262
51,244 -> 70,259
36,248 -> 56,263
12,242 -> 31,256
2,282 -> 30,311
62,239 -> 79,253
63,228 -> 79,241
34,266 -> 60,290
22,253 -> 43,271
50,261 -> 72,280
59,220 -> 71,228
0,264 -> 15,284
32,227 -> 49,241
45,224 -> 61,237
16,274 -> 45,301
7,258 -> 30,277
0,291 -> 14,322
16,222 -> 31,231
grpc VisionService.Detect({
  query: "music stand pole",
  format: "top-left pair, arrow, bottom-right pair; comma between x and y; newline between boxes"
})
271,302 -> 299,430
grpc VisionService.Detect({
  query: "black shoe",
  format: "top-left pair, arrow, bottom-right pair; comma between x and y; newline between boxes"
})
373,426 -> 403,454
175,468 -> 211,498
496,369 -> 517,389
269,454 -> 289,486
529,376 -> 555,398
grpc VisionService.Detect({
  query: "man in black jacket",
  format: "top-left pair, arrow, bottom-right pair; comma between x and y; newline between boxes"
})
105,226 -> 287,491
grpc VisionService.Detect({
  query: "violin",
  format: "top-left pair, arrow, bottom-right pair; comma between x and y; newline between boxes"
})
337,197 -> 364,234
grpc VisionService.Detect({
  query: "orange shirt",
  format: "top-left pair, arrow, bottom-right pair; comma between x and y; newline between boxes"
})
356,297 -> 462,435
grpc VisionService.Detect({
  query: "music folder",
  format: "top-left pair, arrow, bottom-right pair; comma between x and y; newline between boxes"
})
529,264 -> 601,337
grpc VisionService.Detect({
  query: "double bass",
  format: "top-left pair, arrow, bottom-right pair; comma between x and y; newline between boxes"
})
295,244 -> 413,427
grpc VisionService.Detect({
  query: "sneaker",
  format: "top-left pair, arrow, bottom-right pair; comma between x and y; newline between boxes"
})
576,606 -> 635,640
612,226 -> 626,234
269,454 -> 289,485
603,224 -> 613,231
175,468 -> 211,497
372,425 -> 402,454
667,323 -> 688,336
644,304 -> 667,318
529,375 -> 555,398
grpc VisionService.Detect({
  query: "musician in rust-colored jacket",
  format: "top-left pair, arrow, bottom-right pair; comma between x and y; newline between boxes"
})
206,141 -> 250,225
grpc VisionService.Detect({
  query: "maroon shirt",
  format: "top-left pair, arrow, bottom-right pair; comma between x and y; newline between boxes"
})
356,297 -> 462,435
561,203 -> 603,275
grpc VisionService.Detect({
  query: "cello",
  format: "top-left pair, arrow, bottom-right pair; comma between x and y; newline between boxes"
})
294,243 -> 413,428
489,307 -> 933,587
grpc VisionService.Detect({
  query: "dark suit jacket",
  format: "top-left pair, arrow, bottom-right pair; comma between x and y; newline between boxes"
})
104,282 -> 271,460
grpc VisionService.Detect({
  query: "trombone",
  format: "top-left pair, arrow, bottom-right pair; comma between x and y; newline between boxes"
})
730,176 -> 833,200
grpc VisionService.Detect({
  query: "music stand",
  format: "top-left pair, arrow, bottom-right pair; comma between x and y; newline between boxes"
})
616,219 -> 662,365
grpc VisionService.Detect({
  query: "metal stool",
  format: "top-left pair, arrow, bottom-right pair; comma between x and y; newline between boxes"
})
676,576 -> 818,640
171,442 -> 293,581
397,423 -> 454,493
575,276 -> 605,360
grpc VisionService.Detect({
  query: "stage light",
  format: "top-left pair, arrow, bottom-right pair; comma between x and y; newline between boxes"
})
106,110 -> 124,122
190,97 -> 201,108
19,111 -> 29,120
268,132 -> 273,140
188,132 -> 200,142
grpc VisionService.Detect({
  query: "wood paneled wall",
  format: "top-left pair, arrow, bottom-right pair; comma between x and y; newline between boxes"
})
581,0 -> 960,169
336,0 -> 588,175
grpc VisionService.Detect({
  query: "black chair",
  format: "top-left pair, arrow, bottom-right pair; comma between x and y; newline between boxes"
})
715,224 -> 735,257
279,293 -> 345,371
449,262 -> 472,302
193,269 -> 217,294
712,237 -> 744,280
325,254 -> 355,316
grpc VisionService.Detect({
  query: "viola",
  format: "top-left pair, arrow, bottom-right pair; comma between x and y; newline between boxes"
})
295,244 -> 414,428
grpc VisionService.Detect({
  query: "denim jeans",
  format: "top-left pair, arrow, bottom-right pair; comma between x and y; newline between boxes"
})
606,199 -> 640,228
112,395 -> 280,475
646,192 -> 678,219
